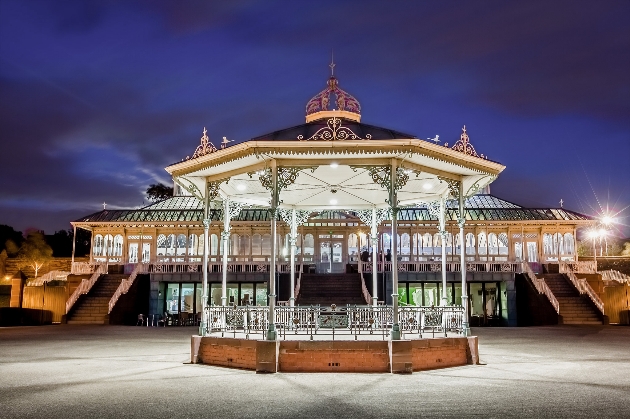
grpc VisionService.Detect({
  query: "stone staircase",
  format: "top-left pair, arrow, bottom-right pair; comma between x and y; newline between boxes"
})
66,274 -> 126,324
296,273 -> 365,306
540,273 -> 603,325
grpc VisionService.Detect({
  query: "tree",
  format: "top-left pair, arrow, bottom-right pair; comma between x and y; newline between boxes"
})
146,183 -> 173,202
7,231 -> 53,278
0,225 -> 24,253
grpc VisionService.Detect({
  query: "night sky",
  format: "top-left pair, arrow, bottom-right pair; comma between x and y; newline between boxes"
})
1,0 -> 629,236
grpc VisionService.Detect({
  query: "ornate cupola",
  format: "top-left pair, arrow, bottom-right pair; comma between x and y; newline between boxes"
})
305,61 -> 361,123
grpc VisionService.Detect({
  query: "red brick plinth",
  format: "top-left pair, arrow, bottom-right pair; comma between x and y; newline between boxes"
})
191,335 -> 480,374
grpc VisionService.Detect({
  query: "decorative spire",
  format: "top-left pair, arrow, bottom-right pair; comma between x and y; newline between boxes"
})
305,64 -> 361,117
449,125 -> 486,158
330,50 -> 335,76
191,127 -> 217,159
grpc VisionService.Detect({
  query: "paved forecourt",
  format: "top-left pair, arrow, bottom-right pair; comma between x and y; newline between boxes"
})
0,325 -> 629,418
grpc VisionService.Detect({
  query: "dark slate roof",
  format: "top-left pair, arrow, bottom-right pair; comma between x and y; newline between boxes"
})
74,195 -> 590,224
250,117 -> 417,141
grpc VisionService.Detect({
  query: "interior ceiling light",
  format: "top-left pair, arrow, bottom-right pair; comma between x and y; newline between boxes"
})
330,199 -> 338,205
236,184 -> 246,191
330,163 -> 338,168
423,183 -> 432,190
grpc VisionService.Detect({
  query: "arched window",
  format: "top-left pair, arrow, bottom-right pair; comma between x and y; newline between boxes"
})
553,233 -> 564,255
422,233 -> 432,255
240,234 -> 250,256
498,233 -> 509,255
112,234 -> 123,256
488,233 -> 498,255
401,233 -> 410,258
93,234 -> 104,256
543,233 -> 553,255
157,234 -> 167,257
564,233 -> 575,255
176,234 -> 186,260
478,232 -> 487,255
165,234 -> 176,257
455,233 -> 462,255
251,234 -> 262,255
210,234 -> 218,256
231,234 -> 240,255
104,234 -> 114,256
303,234 -> 314,260
188,234 -> 198,255
433,233 -> 441,251
412,233 -> 421,258
466,233 -> 475,255
444,233 -> 453,255
382,233 -> 391,253
262,234 -> 271,255
295,233 -> 303,255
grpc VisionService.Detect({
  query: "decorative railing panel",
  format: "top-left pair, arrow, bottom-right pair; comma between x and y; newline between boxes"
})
66,264 -> 106,314
108,263 -> 146,314
71,262 -> 99,274
202,305 -> 465,339
360,261 -> 522,274
29,270 -> 69,286
147,262 -> 288,274
559,261 -> 597,274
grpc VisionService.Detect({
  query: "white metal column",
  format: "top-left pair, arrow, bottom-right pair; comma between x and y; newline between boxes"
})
371,207 -> 378,306
390,160 -> 401,340
440,198 -> 448,306
267,162 -> 278,340
458,183 -> 469,335
221,198 -> 230,306
289,208 -> 297,307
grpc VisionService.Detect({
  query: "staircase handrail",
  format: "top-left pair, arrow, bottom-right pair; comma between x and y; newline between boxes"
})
295,268 -> 302,301
108,263 -> 145,314
66,263 -> 106,314
600,269 -> 630,284
522,262 -> 560,314
357,261 -> 372,305
564,270 -> 605,315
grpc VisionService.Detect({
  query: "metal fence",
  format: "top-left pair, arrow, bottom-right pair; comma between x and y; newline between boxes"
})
203,304 -> 464,340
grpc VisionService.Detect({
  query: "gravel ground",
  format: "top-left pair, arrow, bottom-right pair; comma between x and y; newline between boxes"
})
1,324 -> 629,418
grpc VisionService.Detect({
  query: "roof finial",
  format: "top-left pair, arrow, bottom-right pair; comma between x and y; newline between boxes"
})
329,49 -> 335,76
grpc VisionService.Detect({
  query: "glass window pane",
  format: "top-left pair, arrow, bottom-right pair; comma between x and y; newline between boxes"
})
166,283 -> 179,314
424,283 -> 440,306
181,284 -> 194,313
256,283 -> 267,306
409,283 -> 422,306
241,283 -> 254,306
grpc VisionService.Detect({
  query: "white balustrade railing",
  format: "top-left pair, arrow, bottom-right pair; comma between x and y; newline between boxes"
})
108,263 -> 146,314
600,270 -> 630,284
523,262 -> 560,314
147,262 -> 290,274
559,260 -> 598,274
203,305 -> 465,339
29,270 -> 69,286
361,261 -> 522,273
66,264 -> 106,314
71,262 -> 100,274
359,271 -> 372,305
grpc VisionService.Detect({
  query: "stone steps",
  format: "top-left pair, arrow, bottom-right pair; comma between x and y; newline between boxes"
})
66,274 -> 127,323
539,273 -> 603,325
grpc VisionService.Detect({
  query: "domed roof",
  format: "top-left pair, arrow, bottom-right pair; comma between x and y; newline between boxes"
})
305,75 -> 361,119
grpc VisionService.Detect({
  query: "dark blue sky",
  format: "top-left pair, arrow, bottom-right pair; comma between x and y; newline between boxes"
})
1,0 -> 629,236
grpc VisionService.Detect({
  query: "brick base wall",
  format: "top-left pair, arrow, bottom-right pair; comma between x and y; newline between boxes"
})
279,341 -> 389,372
193,336 -> 478,373
197,337 -> 257,370
411,337 -> 469,371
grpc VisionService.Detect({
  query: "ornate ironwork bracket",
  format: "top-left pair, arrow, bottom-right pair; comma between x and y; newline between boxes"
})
174,177 -> 203,201
222,201 -> 246,235
298,117 -> 371,141
278,209 -> 312,228
208,178 -> 228,201
465,174 -> 496,197
350,166 -> 409,196
437,176 -> 461,200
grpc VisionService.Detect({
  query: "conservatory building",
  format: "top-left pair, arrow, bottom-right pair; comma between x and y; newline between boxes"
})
69,73 -> 592,330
